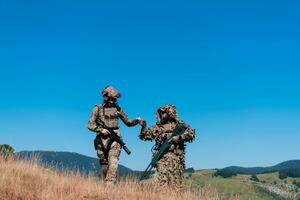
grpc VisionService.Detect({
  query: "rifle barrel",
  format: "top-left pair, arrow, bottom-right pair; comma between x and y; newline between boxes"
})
140,163 -> 153,180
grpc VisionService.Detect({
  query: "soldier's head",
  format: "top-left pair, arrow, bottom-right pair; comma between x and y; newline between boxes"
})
157,104 -> 179,124
101,86 -> 121,105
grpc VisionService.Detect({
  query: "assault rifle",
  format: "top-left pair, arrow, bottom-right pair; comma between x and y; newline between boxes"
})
94,127 -> 131,155
107,128 -> 131,155
140,123 -> 187,180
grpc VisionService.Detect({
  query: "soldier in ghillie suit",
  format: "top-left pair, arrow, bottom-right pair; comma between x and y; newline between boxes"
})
139,105 -> 196,189
88,86 -> 144,183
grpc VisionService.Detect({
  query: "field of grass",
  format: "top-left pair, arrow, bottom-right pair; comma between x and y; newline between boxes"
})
183,170 -> 299,200
0,156 -> 220,200
2,154 -> 300,200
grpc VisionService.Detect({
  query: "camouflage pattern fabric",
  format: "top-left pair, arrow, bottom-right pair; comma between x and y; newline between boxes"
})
153,152 -> 184,189
96,142 -> 121,182
87,87 -> 141,183
140,104 -> 196,189
101,86 -> 121,99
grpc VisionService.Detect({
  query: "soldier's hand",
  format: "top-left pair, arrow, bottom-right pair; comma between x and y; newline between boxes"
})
136,117 -> 146,126
100,129 -> 110,136
171,136 -> 181,144
138,118 -> 147,127
141,120 -> 147,127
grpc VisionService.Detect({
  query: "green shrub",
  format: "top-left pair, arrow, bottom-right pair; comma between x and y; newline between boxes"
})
250,175 -> 260,182
214,169 -> 237,178
0,144 -> 15,158
293,181 -> 300,188
185,168 -> 195,173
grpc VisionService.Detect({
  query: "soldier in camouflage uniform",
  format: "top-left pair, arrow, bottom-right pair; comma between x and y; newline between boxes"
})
139,104 -> 196,189
88,86 -> 144,183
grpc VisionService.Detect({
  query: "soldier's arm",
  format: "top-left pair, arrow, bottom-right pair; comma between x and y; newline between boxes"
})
178,122 -> 196,142
139,125 -> 159,141
118,108 -> 140,127
87,106 -> 104,133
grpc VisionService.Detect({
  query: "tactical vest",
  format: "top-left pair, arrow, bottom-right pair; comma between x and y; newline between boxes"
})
96,105 -> 119,129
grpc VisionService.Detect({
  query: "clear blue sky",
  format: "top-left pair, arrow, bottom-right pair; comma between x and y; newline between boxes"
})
1,0 -> 300,170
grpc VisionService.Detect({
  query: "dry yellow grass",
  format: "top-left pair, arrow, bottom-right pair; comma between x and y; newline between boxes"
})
0,156 -> 220,200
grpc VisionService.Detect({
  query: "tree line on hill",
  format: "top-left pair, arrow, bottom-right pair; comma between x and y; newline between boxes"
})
214,168 -> 300,180
279,168 -> 300,179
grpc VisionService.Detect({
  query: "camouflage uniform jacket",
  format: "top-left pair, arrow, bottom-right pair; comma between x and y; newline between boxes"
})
88,104 -> 139,148
139,121 -> 195,168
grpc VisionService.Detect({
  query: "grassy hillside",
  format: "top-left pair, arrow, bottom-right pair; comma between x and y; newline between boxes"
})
0,156 -> 220,200
4,151 -> 300,200
183,170 -> 300,200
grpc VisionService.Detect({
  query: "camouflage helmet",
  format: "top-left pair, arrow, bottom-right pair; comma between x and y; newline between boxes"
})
157,104 -> 179,123
101,86 -> 121,99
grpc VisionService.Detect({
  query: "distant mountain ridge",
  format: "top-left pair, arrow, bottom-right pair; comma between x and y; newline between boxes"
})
15,151 -> 134,175
15,150 -> 300,176
224,160 -> 300,174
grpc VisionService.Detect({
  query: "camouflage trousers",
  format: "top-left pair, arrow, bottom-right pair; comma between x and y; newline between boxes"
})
97,142 -> 121,183
153,151 -> 184,190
